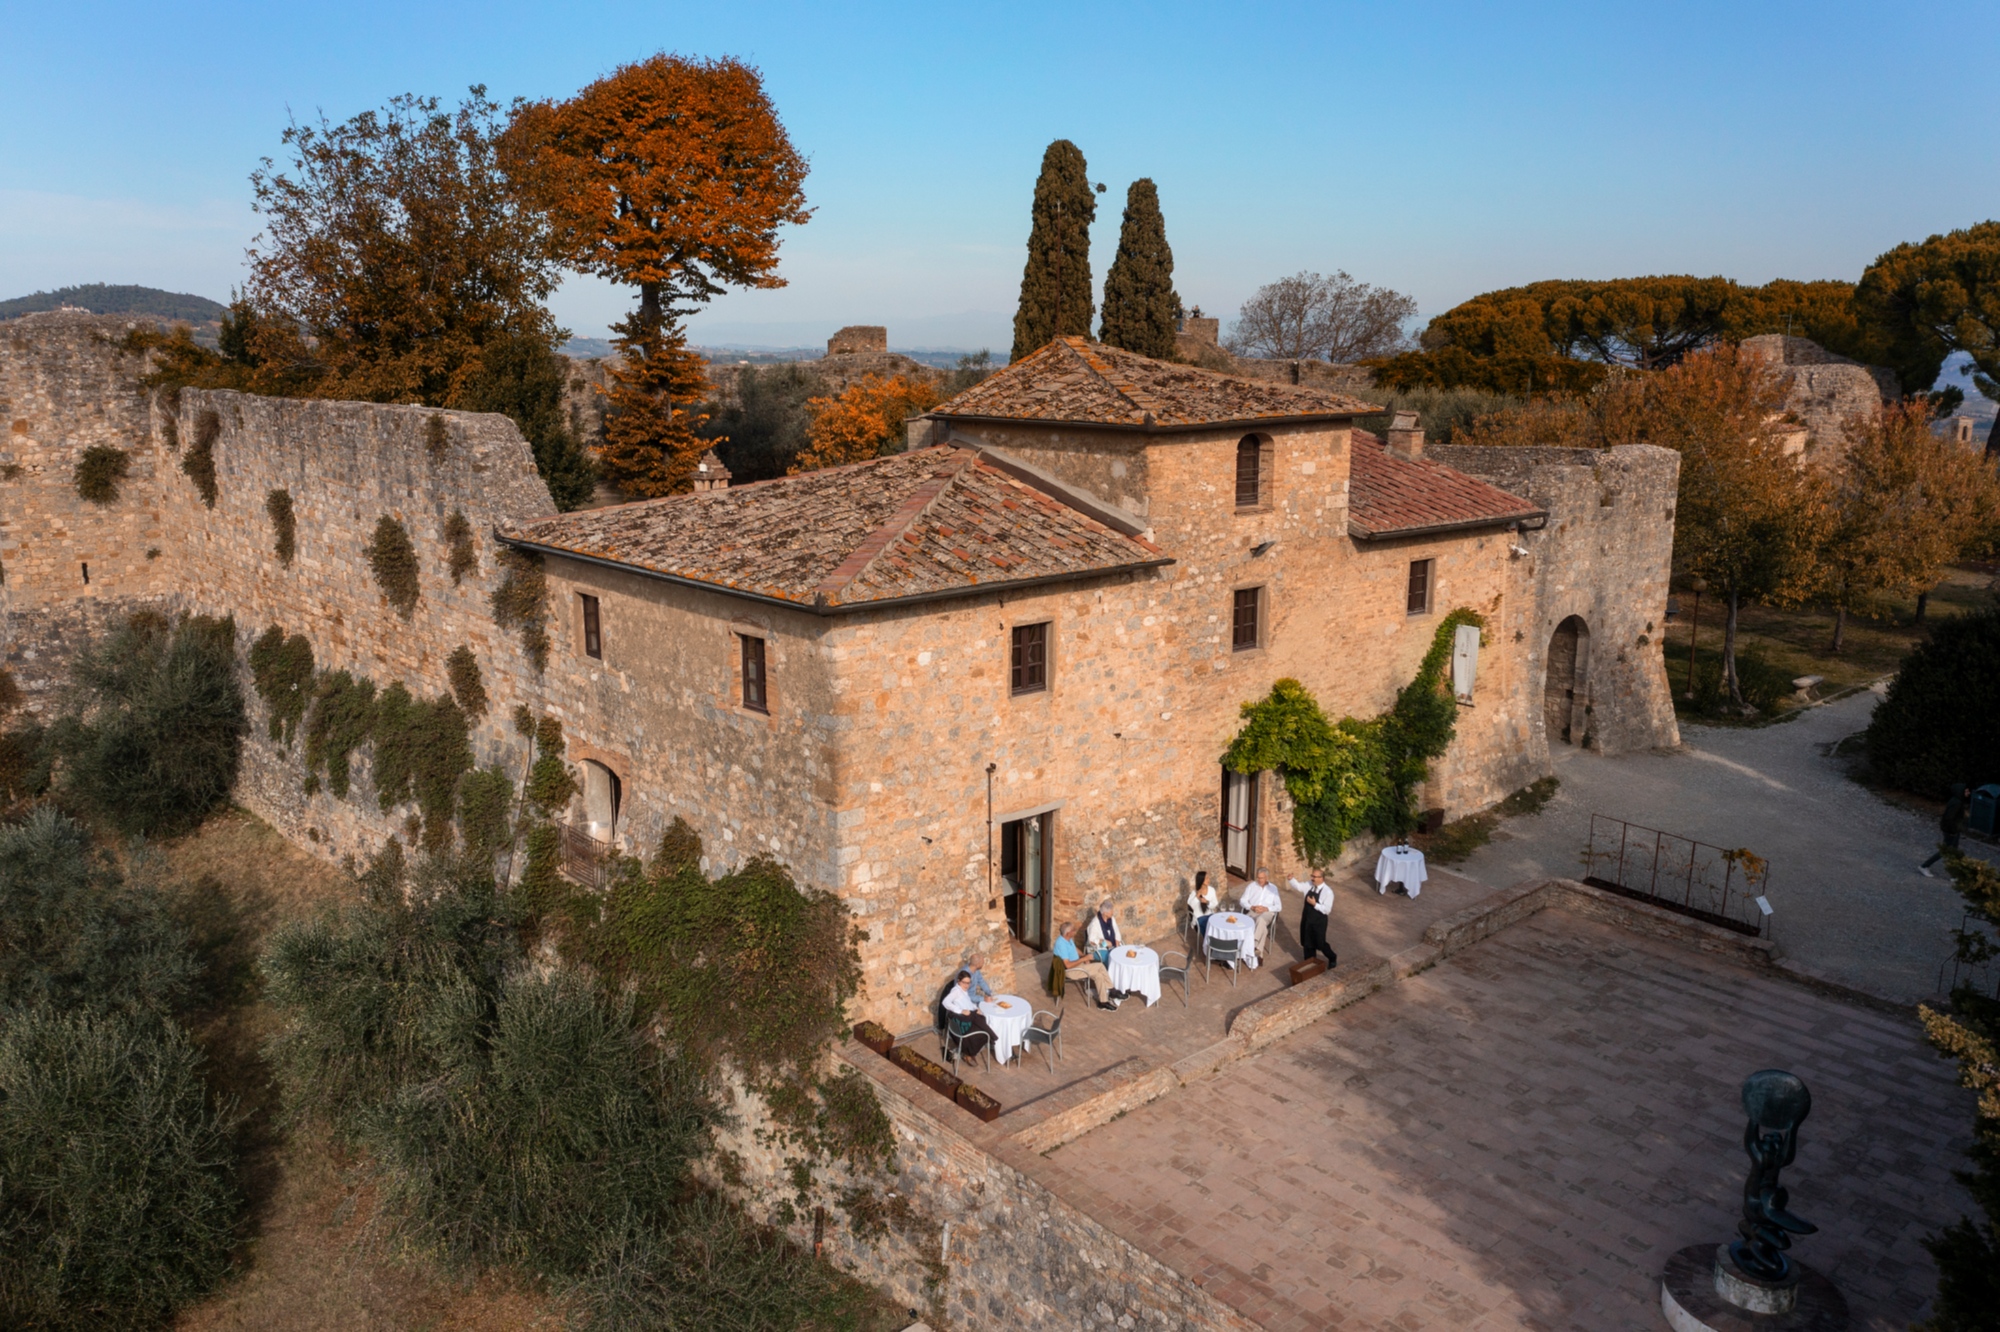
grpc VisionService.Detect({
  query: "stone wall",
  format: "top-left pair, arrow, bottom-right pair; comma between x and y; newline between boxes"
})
1430,443 -> 1681,756
1739,333 -> 1895,461
828,325 -> 889,355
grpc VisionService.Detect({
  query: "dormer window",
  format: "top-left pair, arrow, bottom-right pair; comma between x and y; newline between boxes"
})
1234,434 -> 1272,510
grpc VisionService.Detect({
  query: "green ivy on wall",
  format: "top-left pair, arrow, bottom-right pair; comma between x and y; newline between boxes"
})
302,671 -> 376,798
183,410 -> 219,508
265,489 -> 296,566
445,645 -> 487,716
366,516 -> 420,619
247,626 -> 314,744
372,684 -> 473,851
444,510 -> 477,585
1225,608 -> 1486,863
491,549 -> 550,671
74,445 -> 131,505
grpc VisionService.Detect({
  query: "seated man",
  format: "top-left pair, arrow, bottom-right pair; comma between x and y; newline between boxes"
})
1239,868 -> 1283,960
1053,921 -> 1120,1010
1084,899 -> 1121,961
939,970 -> 995,1058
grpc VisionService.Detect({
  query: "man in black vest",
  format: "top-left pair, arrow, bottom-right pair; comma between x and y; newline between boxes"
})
1287,868 -> 1337,969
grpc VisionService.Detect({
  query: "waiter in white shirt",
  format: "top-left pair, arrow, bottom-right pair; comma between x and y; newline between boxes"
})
1287,868 -> 1337,969
1239,868 -> 1284,961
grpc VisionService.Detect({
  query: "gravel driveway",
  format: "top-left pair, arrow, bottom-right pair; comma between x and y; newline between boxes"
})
1457,688 -> 1994,1004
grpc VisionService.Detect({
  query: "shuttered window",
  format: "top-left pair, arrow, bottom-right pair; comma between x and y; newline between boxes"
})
580,594 -> 602,659
1010,622 -> 1048,694
1232,586 -> 1262,651
741,635 -> 768,713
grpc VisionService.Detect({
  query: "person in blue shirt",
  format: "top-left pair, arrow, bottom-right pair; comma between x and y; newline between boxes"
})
1052,921 -> 1118,1009
964,953 -> 996,1003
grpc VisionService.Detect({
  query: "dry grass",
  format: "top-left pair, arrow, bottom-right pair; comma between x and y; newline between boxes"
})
155,809 -> 568,1332
1658,564 -> 1998,721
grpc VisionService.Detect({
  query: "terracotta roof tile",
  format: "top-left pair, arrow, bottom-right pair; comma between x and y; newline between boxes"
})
933,336 -> 1379,428
1348,430 -> 1544,539
499,446 -> 1168,611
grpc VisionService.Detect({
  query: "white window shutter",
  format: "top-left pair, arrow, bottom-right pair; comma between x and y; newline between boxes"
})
1452,624 -> 1481,702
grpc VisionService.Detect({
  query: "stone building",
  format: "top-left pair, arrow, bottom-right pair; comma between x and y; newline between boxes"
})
2,316 -> 1678,1035
1738,332 -> 1897,460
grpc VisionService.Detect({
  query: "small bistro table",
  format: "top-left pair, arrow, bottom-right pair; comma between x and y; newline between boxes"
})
1105,945 -> 1163,1006
1204,914 -> 1259,970
979,994 -> 1033,1064
1375,845 -> 1428,898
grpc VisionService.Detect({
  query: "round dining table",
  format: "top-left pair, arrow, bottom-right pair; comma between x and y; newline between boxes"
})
1375,845 -> 1428,898
978,994 -> 1033,1063
1204,912 -> 1259,969
1105,944 -> 1162,1005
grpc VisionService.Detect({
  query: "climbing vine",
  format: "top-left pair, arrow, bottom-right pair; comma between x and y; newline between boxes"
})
247,625 -> 315,744
491,548 -> 550,671
371,684 -> 473,850
265,489 -> 296,566
366,515 -> 420,619
444,510 -> 477,585
302,671 -> 376,797
74,445 -> 130,504
445,645 -> 487,716
183,409 -> 219,507
424,412 -> 450,460
1225,608 -> 1486,863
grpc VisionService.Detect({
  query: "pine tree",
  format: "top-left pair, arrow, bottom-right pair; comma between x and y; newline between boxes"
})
1098,179 -> 1179,359
1011,140 -> 1098,363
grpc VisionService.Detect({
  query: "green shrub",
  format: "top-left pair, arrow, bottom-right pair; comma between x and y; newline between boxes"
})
1868,608 -> 2000,795
0,807 -> 198,1018
302,670 -> 376,798
445,509 -> 478,584
1356,386 -> 1526,444
183,408 -> 219,507
492,548 -> 551,670
367,515 -> 421,619
247,624 -> 315,744
54,613 -> 247,837
0,1006 -> 240,1330
74,444 -> 131,504
266,487 -> 297,565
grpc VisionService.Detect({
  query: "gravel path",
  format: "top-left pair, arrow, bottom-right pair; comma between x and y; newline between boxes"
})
1457,688 -> 1994,1004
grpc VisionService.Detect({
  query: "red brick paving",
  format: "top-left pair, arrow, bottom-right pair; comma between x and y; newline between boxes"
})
1019,909 -> 1975,1331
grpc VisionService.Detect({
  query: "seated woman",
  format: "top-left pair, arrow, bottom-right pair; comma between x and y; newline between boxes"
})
1084,900 -> 1121,962
1054,921 -> 1121,1010
940,970 -> 995,1059
1186,870 -> 1219,935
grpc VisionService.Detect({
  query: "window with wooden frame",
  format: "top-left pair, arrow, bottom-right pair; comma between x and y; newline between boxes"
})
1010,621 -> 1049,695
740,634 -> 768,713
1234,434 -> 1272,509
1231,586 -> 1263,651
1406,559 -> 1434,615
579,594 -> 602,659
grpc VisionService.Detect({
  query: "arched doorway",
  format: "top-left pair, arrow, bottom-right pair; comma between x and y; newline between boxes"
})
1544,616 -> 1590,745
579,759 -> 621,842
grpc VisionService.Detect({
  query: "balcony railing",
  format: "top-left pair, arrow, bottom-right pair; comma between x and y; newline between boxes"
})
557,820 -> 612,890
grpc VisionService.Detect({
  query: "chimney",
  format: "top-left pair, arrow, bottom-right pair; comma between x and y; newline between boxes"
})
692,448 -> 731,491
1386,410 -> 1424,461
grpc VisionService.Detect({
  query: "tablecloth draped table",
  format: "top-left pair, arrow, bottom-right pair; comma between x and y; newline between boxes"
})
978,994 -> 1033,1064
1203,913 -> 1259,969
1375,846 -> 1428,897
1105,945 -> 1162,1005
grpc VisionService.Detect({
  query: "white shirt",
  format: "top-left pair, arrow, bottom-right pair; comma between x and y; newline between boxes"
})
1239,879 -> 1282,914
941,985 -> 978,1016
1186,884 -> 1218,915
1085,914 -> 1119,949
1289,877 -> 1335,915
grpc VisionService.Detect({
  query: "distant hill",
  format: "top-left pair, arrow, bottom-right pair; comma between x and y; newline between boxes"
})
0,284 -> 227,324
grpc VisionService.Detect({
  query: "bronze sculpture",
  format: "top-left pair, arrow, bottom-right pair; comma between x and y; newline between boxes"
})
1730,1068 -> 1818,1282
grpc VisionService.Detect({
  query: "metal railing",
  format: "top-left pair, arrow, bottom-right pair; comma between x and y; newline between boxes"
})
557,820 -> 611,890
1582,813 -> 1772,938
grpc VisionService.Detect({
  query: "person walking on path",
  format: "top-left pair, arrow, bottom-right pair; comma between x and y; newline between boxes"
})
1287,868 -> 1337,969
1920,783 -> 1972,876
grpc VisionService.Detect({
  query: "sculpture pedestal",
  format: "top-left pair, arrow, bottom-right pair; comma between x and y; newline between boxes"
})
1660,1245 -> 1848,1331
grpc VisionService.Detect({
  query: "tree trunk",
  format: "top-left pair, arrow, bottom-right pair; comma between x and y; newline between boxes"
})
1830,604 -> 1846,653
1914,591 -> 1929,625
1722,588 -> 1743,707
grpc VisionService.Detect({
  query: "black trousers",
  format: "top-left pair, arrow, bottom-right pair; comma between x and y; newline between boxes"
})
1300,906 -> 1336,968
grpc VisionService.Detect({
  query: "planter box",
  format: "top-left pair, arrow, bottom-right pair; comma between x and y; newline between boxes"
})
1287,958 -> 1327,986
955,1083 -> 1003,1123
887,1042 -> 961,1100
851,1020 -> 895,1055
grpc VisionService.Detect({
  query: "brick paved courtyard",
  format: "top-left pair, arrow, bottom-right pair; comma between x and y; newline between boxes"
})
1023,909 -> 1977,1331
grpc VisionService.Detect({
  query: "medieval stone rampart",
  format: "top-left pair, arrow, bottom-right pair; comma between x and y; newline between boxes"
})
1430,443 -> 1681,756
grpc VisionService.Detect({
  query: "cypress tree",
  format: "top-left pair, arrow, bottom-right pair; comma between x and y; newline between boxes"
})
1010,140 -> 1098,363
1098,178 -> 1180,359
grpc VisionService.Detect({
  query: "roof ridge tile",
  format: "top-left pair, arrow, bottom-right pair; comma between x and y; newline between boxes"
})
813,448 -> 979,605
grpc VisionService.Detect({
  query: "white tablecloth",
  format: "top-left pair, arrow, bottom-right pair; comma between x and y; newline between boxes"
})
1105,945 -> 1162,1005
979,994 -> 1033,1064
1203,913 -> 1259,969
1375,846 -> 1427,897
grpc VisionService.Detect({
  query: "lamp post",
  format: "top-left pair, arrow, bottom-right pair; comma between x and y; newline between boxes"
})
1684,576 -> 1707,699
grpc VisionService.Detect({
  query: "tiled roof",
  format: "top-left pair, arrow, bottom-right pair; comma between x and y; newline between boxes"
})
499,446 -> 1169,612
931,336 -> 1379,428
1348,430 -> 1544,539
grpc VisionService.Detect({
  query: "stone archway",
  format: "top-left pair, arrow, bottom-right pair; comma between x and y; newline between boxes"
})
1544,616 -> 1590,746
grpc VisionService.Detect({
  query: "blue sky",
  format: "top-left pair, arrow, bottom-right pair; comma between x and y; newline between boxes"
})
3,1 -> 1994,351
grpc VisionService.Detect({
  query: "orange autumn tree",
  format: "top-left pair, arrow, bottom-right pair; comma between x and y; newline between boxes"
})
508,55 -> 811,495
790,374 -> 944,474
